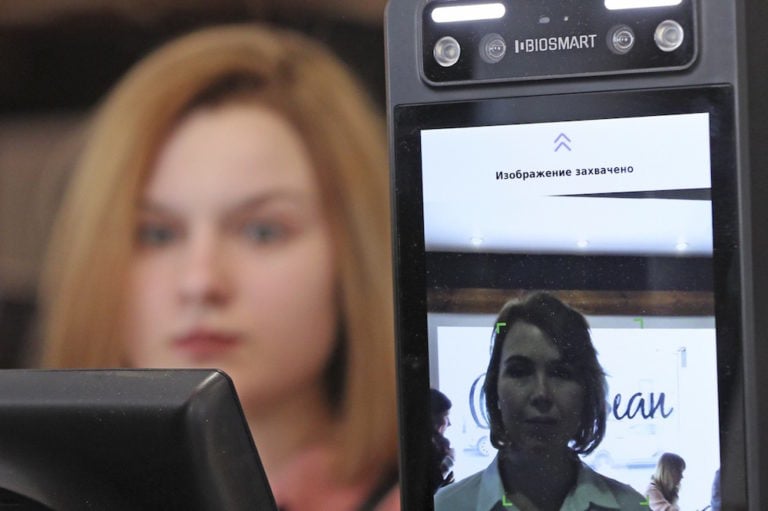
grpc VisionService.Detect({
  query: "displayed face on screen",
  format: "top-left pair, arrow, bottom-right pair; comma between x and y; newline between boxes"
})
405,90 -> 736,508
496,321 -> 585,455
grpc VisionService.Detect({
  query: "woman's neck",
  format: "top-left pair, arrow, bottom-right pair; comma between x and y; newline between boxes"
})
244,385 -> 336,477
499,447 -> 579,511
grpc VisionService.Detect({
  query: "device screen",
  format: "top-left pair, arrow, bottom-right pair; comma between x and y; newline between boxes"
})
392,85 -> 741,509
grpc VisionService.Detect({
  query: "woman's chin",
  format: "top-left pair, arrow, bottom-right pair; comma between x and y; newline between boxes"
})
507,435 -> 571,459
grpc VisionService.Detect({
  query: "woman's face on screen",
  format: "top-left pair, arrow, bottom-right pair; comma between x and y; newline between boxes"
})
123,103 -> 338,414
496,320 -> 584,455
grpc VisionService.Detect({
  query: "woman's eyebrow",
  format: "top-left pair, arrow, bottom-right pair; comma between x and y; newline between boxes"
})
502,354 -> 530,365
135,190 -> 310,217
135,200 -> 175,215
546,359 -> 573,370
225,191 -> 308,215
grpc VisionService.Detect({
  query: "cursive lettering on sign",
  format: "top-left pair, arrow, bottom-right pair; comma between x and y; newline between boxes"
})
612,392 -> 674,420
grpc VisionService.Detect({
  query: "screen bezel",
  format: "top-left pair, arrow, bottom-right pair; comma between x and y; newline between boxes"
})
391,85 -> 745,509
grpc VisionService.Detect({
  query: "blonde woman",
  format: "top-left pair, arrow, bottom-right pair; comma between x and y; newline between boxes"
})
38,24 -> 398,511
646,453 -> 686,511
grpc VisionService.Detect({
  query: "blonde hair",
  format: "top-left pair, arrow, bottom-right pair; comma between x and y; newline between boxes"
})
652,452 -> 686,503
38,24 -> 396,481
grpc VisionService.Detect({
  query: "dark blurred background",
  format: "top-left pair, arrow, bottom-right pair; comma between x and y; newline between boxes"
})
0,0 -> 388,368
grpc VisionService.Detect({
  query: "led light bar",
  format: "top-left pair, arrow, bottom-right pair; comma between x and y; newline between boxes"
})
605,0 -> 682,10
431,3 -> 506,23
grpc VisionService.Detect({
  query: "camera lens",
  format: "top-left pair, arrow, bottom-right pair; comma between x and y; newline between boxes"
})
434,36 -> 461,67
479,33 -> 507,64
654,20 -> 684,52
607,25 -> 635,54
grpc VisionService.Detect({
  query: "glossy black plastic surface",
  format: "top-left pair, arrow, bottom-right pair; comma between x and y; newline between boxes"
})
0,369 -> 277,511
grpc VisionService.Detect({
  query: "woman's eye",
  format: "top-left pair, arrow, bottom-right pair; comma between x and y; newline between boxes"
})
504,363 -> 533,378
550,364 -> 576,380
137,224 -> 178,247
242,222 -> 286,244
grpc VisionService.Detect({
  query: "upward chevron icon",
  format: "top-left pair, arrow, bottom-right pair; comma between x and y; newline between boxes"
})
554,133 -> 572,152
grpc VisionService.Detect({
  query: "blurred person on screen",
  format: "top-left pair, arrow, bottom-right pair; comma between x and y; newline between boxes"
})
646,452 -> 686,511
430,388 -> 455,494
37,24 -> 398,511
435,292 -> 645,511
710,468 -> 721,511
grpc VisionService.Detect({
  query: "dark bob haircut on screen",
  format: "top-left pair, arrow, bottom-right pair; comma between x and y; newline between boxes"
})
483,292 -> 607,455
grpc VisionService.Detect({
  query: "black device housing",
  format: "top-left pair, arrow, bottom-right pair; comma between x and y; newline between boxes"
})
0,369 -> 277,510
386,1 -> 768,509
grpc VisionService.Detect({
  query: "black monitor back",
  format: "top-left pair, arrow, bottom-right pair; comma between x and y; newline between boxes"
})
0,369 -> 277,511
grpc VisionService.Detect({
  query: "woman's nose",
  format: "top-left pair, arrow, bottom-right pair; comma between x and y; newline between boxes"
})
178,232 -> 230,305
530,373 -> 553,411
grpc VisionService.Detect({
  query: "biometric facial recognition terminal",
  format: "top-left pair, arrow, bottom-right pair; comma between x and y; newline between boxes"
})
386,1 -> 766,510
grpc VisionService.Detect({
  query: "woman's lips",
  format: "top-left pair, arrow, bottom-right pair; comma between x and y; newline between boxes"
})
522,417 -> 561,441
524,416 -> 559,426
172,331 -> 242,360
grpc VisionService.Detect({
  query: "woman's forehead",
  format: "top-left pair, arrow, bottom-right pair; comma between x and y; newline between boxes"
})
499,321 -> 562,361
142,103 -> 319,211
